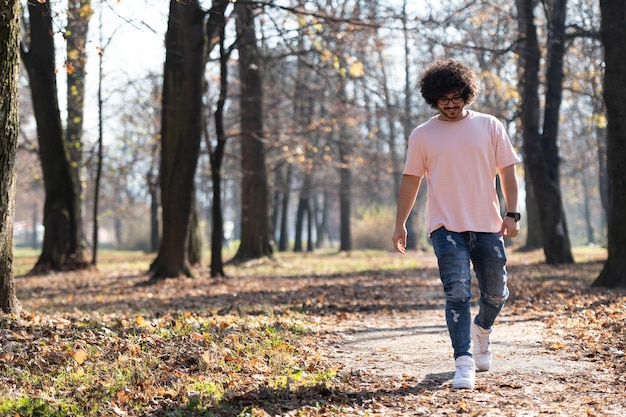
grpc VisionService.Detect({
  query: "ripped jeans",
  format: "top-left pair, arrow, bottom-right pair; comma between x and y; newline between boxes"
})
430,227 -> 509,359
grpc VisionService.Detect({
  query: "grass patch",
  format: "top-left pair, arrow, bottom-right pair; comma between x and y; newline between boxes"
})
0,310 -> 337,416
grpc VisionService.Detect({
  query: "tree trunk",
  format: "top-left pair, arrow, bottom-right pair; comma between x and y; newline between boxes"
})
149,0 -> 204,280
516,0 -> 573,264
187,193 -> 201,266
595,99 -> 608,219
580,175 -> 595,245
306,197 -> 314,252
537,0 -> 573,263
206,3 -> 230,277
66,0 -> 92,255
294,173 -> 312,253
92,7 -> 103,265
147,169 -> 159,252
232,1 -> 273,262
277,163 -> 291,252
338,131 -> 352,252
523,171 -> 543,249
336,80 -> 352,252
271,179 -> 280,246
0,0 -> 22,314
516,0 -> 543,252
21,1 -> 87,273
209,166 -> 225,277
593,0 -> 626,288
401,0 -> 418,251
315,190 -> 331,248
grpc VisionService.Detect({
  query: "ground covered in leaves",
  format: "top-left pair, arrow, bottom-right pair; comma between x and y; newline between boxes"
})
2,248 -> 625,416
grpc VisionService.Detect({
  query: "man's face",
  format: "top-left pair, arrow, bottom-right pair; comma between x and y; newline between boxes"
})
437,92 -> 466,121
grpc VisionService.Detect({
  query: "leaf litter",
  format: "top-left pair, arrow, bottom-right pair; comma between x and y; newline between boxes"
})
1,249 -> 624,416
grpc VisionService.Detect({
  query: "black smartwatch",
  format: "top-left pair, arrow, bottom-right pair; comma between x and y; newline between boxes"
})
505,212 -> 521,222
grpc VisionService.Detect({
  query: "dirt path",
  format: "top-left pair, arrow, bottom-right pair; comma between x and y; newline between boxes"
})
321,282 -> 625,416
329,310 -> 588,380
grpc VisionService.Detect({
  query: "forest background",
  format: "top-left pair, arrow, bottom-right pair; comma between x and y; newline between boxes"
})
1,0 -> 626,415
9,0 -> 618,281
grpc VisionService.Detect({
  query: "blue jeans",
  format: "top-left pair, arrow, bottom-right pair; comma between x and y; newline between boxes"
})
430,227 -> 509,359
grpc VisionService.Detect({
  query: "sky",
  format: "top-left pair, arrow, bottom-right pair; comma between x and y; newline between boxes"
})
48,0 -> 169,138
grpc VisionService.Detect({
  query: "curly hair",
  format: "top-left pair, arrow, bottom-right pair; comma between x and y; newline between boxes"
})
419,58 -> 480,109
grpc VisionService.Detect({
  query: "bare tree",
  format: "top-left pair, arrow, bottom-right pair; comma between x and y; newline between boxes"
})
232,1 -> 273,261
0,0 -> 22,314
149,0 -> 205,280
593,0 -> 626,288
516,0 -> 574,264
66,0 -> 92,256
21,0 -> 88,273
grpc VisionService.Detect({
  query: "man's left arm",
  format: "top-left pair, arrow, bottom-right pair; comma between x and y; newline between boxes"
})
498,164 -> 520,238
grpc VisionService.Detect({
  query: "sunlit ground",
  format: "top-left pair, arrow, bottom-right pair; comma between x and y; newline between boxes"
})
13,244 -> 607,278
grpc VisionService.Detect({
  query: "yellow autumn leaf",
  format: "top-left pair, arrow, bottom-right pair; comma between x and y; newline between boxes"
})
251,407 -> 272,417
348,61 -> 364,78
457,398 -> 470,413
319,49 -> 332,62
73,349 -> 88,365
549,341 -> 566,351
135,315 -> 148,326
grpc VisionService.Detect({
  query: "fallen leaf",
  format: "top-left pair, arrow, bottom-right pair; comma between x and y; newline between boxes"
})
72,349 -> 89,365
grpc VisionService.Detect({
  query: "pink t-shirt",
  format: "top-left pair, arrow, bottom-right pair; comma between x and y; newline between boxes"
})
403,110 -> 520,235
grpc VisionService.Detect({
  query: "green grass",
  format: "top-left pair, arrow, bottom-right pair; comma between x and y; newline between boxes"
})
14,244 -> 608,278
13,247 -> 424,278
12,248 -> 154,276
0,302 -> 339,416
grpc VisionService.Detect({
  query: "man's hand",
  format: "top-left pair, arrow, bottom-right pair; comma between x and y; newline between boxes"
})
392,175 -> 422,255
500,217 -> 519,238
392,225 -> 408,254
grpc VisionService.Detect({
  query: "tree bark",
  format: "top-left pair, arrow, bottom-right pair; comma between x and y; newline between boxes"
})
187,192 -> 201,266
315,190 -> 331,248
232,1 -> 273,262
516,0 -> 573,264
149,0 -> 204,280
277,163 -> 292,252
538,0 -> 573,263
401,0 -> 418,251
206,3 -> 230,277
523,174 -> 543,249
66,0 -> 92,256
338,128 -> 352,252
147,169 -> 159,252
0,0 -> 22,314
21,0 -> 87,273
593,0 -> 626,288
92,6 -> 103,265
516,0 -> 543,252
294,173 -> 312,253
335,78 -> 352,252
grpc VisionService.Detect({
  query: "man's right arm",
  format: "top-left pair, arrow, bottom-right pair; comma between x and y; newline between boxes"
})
392,174 -> 422,254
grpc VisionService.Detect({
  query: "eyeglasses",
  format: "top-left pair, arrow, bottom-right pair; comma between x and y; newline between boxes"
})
438,95 -> 464,105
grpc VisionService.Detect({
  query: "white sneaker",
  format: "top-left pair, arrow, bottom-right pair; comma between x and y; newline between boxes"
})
453,356 -> 475,389
471,322 -> 492,371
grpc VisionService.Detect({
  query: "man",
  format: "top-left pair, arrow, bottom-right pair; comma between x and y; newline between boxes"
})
392,58 -> 521,390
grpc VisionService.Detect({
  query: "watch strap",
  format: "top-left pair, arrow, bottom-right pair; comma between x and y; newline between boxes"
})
505,212 -> 521,222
